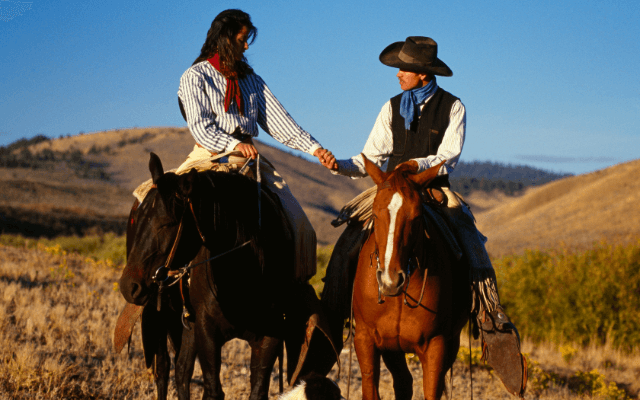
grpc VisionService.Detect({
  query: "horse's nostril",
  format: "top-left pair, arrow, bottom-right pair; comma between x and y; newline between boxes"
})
130,282 -> 142,300
397,271 -> 406,288
376,269 -> 383,284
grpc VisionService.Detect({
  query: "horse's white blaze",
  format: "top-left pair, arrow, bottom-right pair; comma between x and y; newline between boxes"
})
382,192 -> 403,286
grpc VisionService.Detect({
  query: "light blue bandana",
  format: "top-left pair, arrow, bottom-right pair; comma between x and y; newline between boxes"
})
399,78 -> 437,130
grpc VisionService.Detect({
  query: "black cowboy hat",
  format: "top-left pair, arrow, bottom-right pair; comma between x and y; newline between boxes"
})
379,36 -> 453,77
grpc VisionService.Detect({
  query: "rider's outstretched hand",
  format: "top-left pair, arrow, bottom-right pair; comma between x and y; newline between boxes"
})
314,148 -> 338,171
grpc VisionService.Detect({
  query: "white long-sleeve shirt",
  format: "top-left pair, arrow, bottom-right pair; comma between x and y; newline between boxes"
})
334,84 -> 466,178
178,61 -> 322,155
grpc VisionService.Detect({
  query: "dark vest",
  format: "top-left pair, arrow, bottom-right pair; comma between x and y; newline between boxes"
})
387,87 -> 459,187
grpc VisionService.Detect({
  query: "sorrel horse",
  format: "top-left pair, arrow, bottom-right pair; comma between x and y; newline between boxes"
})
353,156 -> 471,400
119,154 -> 332,400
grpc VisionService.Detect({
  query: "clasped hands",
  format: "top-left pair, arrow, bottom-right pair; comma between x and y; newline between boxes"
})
313,148 -> 337,171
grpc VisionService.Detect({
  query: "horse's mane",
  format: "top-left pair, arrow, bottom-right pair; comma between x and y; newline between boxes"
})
194,170 -> 287,275
152,168 -> 290,279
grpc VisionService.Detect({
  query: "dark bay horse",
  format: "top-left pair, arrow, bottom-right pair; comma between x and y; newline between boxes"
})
353,156 -> 471,400
119,153 -> 327,400
116,197 -> 195,400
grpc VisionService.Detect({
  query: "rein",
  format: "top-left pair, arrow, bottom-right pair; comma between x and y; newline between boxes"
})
151,195 -> 205,289
402,256 -> 429,309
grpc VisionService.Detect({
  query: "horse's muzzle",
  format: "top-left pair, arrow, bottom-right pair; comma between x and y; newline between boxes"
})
119,275 -> 149,306
376,268 -> 406,297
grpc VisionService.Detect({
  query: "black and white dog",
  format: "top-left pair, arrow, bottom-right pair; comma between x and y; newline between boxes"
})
278,373 -> 344,400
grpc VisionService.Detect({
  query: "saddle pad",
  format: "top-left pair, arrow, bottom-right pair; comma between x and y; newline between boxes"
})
133,152 -> 248,203
331,185 -> 377,227
422,204 -> 463,260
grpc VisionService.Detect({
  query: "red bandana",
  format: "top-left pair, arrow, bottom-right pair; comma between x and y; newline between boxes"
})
208,54 -> 244,116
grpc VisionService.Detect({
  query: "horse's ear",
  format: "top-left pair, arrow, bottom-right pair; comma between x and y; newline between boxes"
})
179,168 -> 199,199
149,153 -> 164,184
407,160 -> 446,187
362,153 -> 389,185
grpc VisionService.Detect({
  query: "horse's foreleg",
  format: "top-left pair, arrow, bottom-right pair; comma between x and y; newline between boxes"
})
354,330 -> 381,400
173,321 -> 196,400
248,336 -> 281,400
381,351 -> 413,400
416,335 -> 448,400
195,320 -> 224,400
154,330 -> 170,400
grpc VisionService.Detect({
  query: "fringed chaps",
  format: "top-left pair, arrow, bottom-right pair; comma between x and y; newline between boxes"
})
439,187 -> 500,315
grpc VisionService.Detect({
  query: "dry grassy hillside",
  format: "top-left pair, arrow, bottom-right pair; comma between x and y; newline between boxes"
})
13,127 -> 372,244
476,159 -> 640,257
9,127 -> 640,254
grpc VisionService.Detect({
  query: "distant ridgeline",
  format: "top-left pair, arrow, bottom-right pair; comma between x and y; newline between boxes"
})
0,135 -> 110,180
450,160 -> 571,196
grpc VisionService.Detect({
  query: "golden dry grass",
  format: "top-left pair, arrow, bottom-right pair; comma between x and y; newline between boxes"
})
2,242 -> 638,399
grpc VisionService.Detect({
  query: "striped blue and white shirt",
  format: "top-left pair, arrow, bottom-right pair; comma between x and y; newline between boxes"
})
334,83 -> 466,178
178,61 -> 322,155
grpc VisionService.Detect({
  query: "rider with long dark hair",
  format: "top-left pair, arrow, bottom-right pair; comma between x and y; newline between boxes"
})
176,9 -> 334,281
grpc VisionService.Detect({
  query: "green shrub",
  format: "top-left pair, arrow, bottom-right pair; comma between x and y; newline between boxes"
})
456,346 -> 483,366
571,370 -> 630,400
495,241 -> 640,350
0,233 -> 127,266
524,354 -> 561,395
39,233 -> 127,266
309,245 -> 333,298
0,234 -> 30,248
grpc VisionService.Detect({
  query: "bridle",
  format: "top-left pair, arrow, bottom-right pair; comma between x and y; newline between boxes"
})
151,155 -> 261,292
369,210 -> 430,308
149,187 -> 251,323
151,192 -> 206,290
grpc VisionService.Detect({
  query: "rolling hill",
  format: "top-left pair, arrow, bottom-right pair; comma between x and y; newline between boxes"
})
0,127 -> 372,245
1,127 -> 638,255
476,158 -> 640,257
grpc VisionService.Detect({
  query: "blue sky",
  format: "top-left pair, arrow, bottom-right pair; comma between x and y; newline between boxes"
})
1,0 -> 638,175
